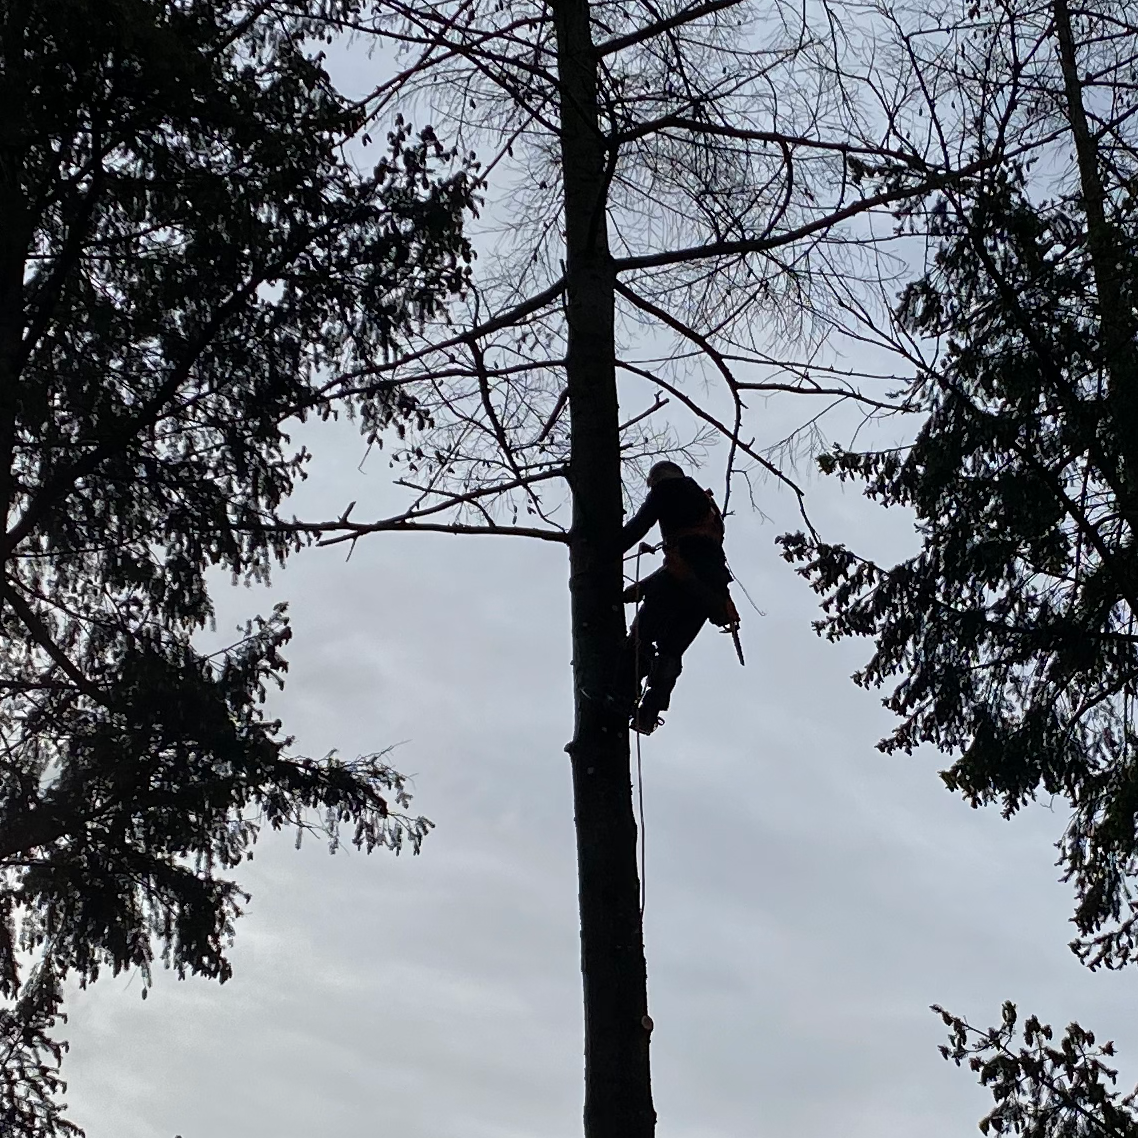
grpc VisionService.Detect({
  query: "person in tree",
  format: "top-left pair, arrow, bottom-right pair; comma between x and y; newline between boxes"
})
619,461 -> 738,734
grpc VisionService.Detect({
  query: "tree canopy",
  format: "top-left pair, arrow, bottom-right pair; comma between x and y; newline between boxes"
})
14,0 -> 1138,1132
936,1002 -> 1138,1138
0,1 -> 474,1131
781,0 -> 1138,968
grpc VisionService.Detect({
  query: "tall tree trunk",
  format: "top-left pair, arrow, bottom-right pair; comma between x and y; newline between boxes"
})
0,2 -> 29,620
552,1 -> 655,1136
1053,0 -> 1138,524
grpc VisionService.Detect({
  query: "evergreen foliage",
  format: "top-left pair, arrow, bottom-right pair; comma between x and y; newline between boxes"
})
936,1003 -> 1138,1138
780,3 -> 1138,1128
780,0 -> 1138,969
0,0 -> 474,1130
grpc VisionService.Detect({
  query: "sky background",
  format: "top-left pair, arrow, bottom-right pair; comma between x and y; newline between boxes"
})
54,13 -> 1138,1137
58,408 -> 1138,1138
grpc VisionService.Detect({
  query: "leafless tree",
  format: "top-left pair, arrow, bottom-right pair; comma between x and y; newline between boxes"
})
290,2 -> 1009,1134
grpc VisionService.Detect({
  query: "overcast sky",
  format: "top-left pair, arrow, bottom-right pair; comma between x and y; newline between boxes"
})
57,402 -> 1138,1138
53,16 -> 1138,1137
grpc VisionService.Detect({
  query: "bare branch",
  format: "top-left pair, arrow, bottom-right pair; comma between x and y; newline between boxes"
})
594,0 -> 746,58
617,359 -> 818,537
613,115 -> 936,167
620,394 -> 669,432
316,520 -> 569,546
611,156 -> 1000,273
533,386 -> 569,445
325,277 -> 566,390
469,331 -> 545,513
616,280 -> 737,387
281,466 -> 569,552
735,379 -> 909,413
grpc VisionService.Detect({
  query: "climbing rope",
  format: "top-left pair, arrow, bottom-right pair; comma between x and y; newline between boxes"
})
725,556 -> 766,618
631,543 -> 648,918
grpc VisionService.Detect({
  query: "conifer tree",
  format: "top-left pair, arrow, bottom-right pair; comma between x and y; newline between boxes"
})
0,2 -> 474,1131
782,0 -> 1138,975
782,1 -> 1138,1129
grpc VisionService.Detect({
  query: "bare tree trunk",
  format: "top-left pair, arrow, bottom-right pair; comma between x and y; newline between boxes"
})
552,1 -> 655,1136
1053,0 -> 1138,522
0,5 -> 28,621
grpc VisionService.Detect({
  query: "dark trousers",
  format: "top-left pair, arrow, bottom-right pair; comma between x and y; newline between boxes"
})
619,570 -> 711,720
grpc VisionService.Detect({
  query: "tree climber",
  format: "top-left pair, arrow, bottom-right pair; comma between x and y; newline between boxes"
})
619,460 -> 740,735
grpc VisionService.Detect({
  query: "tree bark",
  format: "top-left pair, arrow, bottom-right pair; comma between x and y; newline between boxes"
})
551,1 -> 655,1136
0,2 -> 29,617
1052,0 -> 1138,523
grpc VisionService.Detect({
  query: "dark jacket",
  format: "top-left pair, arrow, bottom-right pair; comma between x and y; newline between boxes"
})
622,476 -> 730,590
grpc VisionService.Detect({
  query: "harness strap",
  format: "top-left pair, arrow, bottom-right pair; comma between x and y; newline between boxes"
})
663,487 -> 726,545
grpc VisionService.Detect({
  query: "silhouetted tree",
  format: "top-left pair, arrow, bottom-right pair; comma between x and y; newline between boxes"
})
292,2 -> 994,1134
936,1002 -> 1138,1138
781,0 -> 1138,1129
783,0 -> 1138,973
0,1 -> 474,1132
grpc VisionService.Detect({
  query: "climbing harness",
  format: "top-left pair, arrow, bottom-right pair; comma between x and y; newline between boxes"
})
664,486 -> 727,544
627,483 -> 746,667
